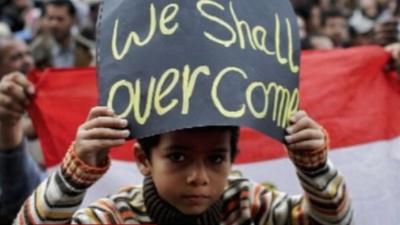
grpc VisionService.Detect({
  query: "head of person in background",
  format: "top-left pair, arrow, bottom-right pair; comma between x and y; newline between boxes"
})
359,0 -> 384,19
31,0 -> 94,69
349,26 -> 375,46
80,0 -> 101,41
0,35 -> 34,78
372,0 -> 399,46
321,8 -> 351,47
335,0 -> 357,16
44,0 -> 76,47
0,0 -> 33,33
296,15 -> 315,49
12,0 -> 32,10
348,0 -> 381,45
295,7 -> 334,50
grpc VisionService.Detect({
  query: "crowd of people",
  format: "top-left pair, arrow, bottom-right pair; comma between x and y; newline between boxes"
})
292,0 -> 400,70
292,0 -> 398,48
0,0 -> 399,224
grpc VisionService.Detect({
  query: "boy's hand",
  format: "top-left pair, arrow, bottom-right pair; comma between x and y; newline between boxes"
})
74,106 -> 130,167
284,110 -> 327,171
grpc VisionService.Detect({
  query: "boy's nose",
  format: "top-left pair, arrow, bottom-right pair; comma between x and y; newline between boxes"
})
186,162 -> 209,186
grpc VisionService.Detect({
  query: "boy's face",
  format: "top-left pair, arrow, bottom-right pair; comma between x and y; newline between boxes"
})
136,128 -> 233,215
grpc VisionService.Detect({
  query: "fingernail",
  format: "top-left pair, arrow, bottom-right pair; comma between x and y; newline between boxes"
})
122,130 -> 130,137
120,119 -> 128,127
286,127 -> 293,134
284,135 -> 291,143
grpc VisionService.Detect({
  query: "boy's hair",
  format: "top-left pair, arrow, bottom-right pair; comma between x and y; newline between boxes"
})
137,126 -> 240,161
45,0 -> 76,17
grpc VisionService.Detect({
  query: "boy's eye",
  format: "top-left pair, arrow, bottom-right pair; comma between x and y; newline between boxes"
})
209,154 -> 226,164
168,153 -> 186,162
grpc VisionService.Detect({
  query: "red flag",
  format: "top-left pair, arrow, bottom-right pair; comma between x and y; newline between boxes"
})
28,46 -> 400,167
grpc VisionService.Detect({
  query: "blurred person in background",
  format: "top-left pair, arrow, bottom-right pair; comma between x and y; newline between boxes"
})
0,0 -> 40,42
0,34 -> 33,74
321,8 -> 351,47
79,0 -> 100,41
0,35 -> 44,225
349,0 -> 385,45
296,15 -> 310,49
373,18 -> 399,45
296,14 -> 334,49
309,0 -> 353,33
373,0 -> 399,45
0,35 -> 36,139
30,0 -> 94,69
336,0 -> 357,15
347,0 -> 399,46
309,3 -> 323,34
0,0 -> 31,33
70,0 -> 89,28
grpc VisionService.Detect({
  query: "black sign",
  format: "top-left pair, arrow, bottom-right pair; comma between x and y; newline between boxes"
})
97,0 -> 300,141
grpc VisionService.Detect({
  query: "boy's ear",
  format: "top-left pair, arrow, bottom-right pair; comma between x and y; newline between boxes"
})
134,143 -> 152,176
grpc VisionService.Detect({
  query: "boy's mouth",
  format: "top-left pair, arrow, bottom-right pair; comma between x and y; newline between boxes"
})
182,195 -> 210,205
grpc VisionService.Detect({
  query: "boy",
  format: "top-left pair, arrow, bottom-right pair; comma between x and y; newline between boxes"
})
15,106 -> 352,225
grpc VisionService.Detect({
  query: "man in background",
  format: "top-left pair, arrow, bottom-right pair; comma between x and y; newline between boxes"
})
321,8 -> 351,47
0,35 -> 44,225
30,0 -> 94,69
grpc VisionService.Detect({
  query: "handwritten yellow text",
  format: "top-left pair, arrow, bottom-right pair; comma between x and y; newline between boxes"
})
197,0 -> 299,74
107,65 -> 298,127
112,3 -> 179,60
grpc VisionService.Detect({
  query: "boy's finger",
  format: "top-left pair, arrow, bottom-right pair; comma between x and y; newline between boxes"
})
286,115 -> 318,134
81,128 -> 130,140
289,110 -> 307,123
87,106 -> 115,120
86,139 -> 126,150
285,129 -> 324,144
83,116 -> 128,130
287,139 -> 325,151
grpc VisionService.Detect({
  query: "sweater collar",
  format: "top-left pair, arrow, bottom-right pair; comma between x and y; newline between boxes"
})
143,177 -> 222,225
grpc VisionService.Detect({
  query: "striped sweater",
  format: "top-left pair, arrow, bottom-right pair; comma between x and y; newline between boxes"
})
14,146 -> 353,225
